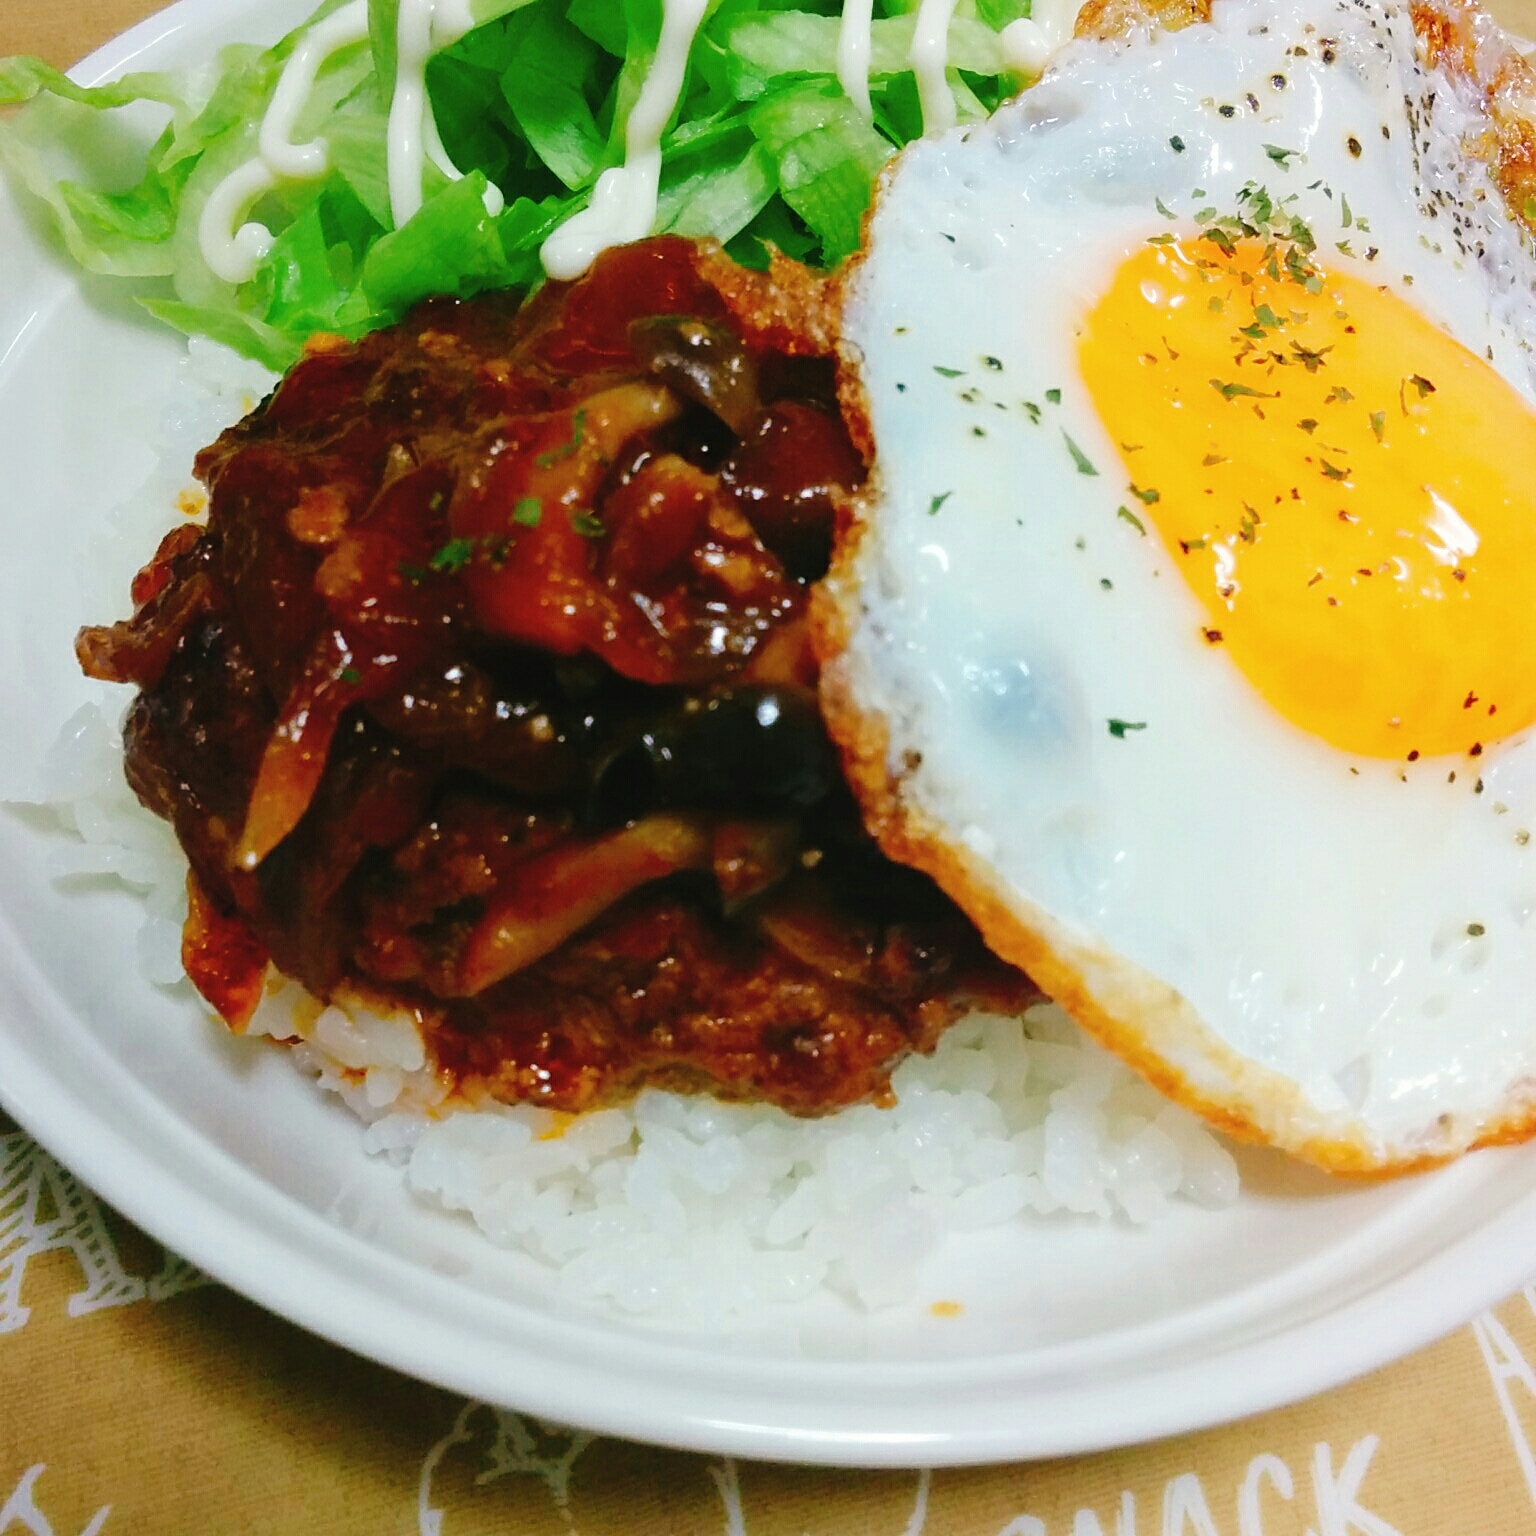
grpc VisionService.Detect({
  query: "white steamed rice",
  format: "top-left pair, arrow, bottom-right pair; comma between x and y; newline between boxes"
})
22,338 -> 1239,1319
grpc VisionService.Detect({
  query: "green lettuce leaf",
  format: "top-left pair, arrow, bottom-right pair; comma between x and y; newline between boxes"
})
0,96 -> 181,276
658,138 -> 776,241
359,171 -> 555,313
720,11 -> 1007,99
0,56 -> 184,112
140,297 -> 295,371
749,80 -> 891,263
0,0 -> 1027,363
500,7 -> 606,189
975,0 -> 1033,27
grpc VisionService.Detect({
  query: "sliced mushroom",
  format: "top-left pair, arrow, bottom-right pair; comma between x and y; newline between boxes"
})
628,315 -> 762,437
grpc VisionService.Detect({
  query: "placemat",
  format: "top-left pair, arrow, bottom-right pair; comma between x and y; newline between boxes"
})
3,1113 -> 1535,1533
5,2 -> 1536,1531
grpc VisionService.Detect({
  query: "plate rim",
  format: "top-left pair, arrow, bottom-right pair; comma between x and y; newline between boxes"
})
0,0 -> 1533,1469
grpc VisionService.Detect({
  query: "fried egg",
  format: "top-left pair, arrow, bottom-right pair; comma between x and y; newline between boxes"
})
819,0 -> 1536,1169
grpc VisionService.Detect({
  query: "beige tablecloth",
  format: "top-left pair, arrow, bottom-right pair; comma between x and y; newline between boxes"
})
3,1118 -> 1535,1534
6,2 -> 1536,1530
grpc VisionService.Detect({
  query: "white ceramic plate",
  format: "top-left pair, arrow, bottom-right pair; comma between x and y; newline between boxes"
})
3,0 -> 1536,1469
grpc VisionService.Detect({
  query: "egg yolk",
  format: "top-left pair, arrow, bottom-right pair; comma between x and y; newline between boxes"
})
1078,236 -> 1536,760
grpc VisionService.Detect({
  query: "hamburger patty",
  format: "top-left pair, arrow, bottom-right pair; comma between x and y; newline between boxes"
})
79,237 -> 1033,1114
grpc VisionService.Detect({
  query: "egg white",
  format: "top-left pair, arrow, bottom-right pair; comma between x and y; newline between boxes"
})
826,0 -> 1536,1164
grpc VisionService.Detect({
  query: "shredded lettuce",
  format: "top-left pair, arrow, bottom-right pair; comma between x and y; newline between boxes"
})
0,0 -> 1028,367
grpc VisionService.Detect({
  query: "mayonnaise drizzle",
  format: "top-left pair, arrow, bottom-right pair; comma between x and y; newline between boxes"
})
429,0 -> 479,48
199,0 -> 500,285
837,0 -> 876,118
1000,0 -> 1087,76
199,0 -> 1082,292
386,0 -> 435,229
388,0 -> 505,229
539,0 -> 710,281
199,160 -> 280,285
909,0 -> 961,136
199,0 -> 370,285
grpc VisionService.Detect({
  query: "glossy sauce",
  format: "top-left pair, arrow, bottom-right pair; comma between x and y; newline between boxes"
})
83,238 -> 1029,1113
